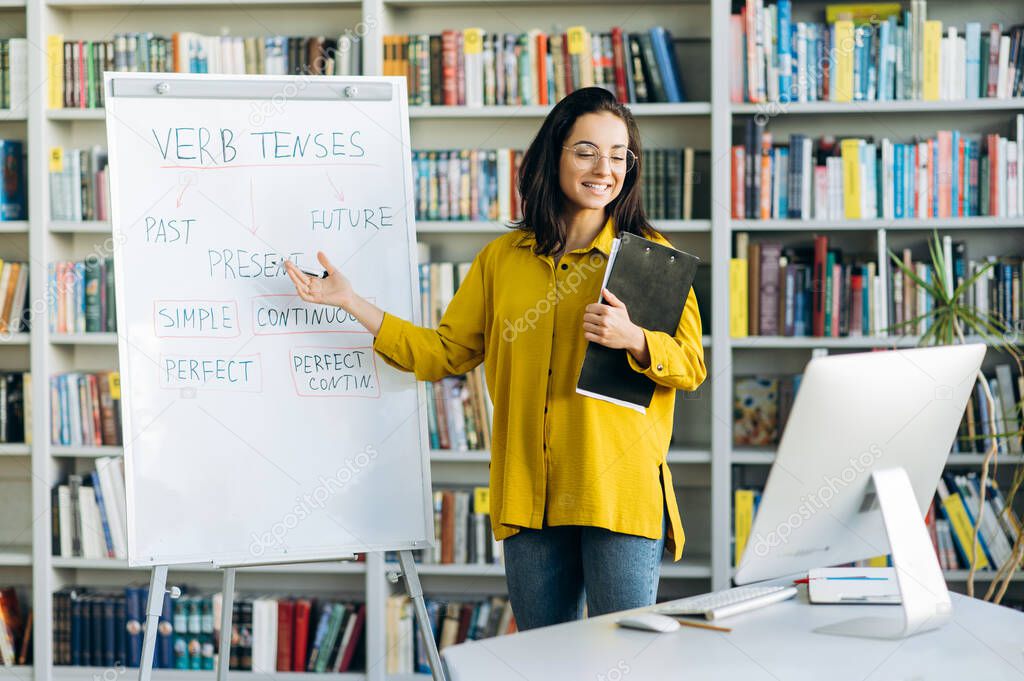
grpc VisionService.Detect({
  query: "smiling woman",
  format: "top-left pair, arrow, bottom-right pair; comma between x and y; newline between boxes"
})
282,86 -> 707,633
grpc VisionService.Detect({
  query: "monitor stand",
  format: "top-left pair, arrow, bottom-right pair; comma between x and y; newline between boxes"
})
815,467 -> 953,639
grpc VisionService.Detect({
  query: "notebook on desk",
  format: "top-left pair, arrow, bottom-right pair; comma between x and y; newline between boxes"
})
576,232 -> 700,413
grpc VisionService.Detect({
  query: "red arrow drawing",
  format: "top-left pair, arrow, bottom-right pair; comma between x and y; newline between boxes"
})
176,177 -> 192,208
326,174 -> 345,203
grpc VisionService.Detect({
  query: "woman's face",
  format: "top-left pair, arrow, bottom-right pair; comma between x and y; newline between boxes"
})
558,111 -> 630,214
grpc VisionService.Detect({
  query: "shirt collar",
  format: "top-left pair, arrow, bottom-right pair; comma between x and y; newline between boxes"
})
515,216 -> 617,256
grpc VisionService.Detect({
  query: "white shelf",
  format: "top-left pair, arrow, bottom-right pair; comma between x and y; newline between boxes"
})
386,0 -> 699,6
48,220 -> 111,233
409,102 -> 711,118
947,453 -> 1024,466
943,570 -> 1024,582
45,219 -> 710,235
391,562 -> 505,577
732,98 -> 1024,115
51,557 -> 367,574
0,548 -> 31,566
45,108 -> 104,121
661,557 -> 713,578
0,108 -> 27,121
730,335 -> 988,349
733,449 -> 1017,466
0,443 -> 30,456
731,216 -> 1023,231
417,219 -> 710,233
667,448 -> 711,464
49,332 -> 117,345
47,102 -> 711,122
382,558 -> 711,579
417,221 -> 509,234
730,448 -> 776,465
51,445 -> 123,458
0,220 -> 28,233
429,447 -> 711,464
430,450 -> 490,462
47,0 -> 355,5
53,669 -> 364,681
0,333 -> 29,345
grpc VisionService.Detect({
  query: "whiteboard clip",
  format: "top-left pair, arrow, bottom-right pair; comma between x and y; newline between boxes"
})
155,82 -> 170,95
385,568 -> 402,584
343,85 -> 358,98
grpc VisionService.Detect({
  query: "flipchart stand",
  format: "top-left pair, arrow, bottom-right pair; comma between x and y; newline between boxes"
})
135,550 -> 448,681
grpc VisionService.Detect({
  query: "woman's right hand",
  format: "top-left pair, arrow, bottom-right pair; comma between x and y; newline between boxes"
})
284,251 -> 355,310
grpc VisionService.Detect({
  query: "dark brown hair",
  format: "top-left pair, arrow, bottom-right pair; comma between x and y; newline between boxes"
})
511,87 -> 656,256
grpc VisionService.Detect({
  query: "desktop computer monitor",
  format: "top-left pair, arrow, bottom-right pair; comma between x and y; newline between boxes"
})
733,343 -> 986,637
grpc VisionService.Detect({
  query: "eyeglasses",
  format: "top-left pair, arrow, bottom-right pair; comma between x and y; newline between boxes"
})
562,143 -> 637,174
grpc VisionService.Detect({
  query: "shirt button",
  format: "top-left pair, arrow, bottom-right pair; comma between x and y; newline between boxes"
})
656,363 -> 664,371
560,263 -> 568,270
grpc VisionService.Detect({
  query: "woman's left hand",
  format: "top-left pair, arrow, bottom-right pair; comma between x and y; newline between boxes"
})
583,288 -> 647,358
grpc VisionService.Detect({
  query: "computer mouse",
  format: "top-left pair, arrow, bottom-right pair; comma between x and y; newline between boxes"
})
616,612 -> 680,633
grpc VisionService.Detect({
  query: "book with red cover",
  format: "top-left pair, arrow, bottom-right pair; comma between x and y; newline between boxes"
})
441,491 -> 456,563
455,31 -> 466,105
276,599 -> 294,671
731,146 -> 745,218
441,31 -> 457,105
812,235 -> 828,337
611,28 -> 628,102
747,241 -> 760,335
455,603 -> 475,644
291,598 -> 312,672
561,33 -> 573,95
336,603 -> 366,672
536,32 -> 549,105
758,242 -> 781,336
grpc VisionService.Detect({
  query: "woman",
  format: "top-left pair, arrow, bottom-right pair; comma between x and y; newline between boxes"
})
284,86 -> 707,630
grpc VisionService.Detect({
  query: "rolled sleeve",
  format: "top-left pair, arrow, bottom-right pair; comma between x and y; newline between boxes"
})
371,311 -> 416,371
626,288 -> 707,391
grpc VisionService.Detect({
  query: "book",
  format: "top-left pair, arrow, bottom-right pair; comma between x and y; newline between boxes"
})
733,4 -> 1024,103
576,232 -> 700,412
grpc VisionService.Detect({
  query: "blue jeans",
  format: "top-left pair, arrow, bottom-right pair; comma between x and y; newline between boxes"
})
503,506 -> 666,631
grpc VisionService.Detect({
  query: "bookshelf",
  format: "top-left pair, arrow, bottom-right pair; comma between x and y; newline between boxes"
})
0,0 -> 1014,679
717,0 -> 1024,632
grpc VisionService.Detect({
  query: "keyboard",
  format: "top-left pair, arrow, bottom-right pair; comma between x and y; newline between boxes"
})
655,584 -> 798,620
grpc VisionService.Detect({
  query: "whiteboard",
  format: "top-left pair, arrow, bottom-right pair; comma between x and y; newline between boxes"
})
104,73 -> 434,567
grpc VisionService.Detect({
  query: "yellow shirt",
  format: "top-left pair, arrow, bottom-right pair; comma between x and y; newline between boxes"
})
372,216 -> 707,560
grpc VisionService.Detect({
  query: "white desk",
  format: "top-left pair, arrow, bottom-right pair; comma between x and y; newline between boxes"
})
441,590 -> 1024,680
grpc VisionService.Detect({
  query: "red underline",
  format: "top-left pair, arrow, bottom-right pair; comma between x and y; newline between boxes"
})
160,161 -> 382,170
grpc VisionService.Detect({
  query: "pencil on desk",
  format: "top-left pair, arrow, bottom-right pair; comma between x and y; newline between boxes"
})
669,617 -> 732,633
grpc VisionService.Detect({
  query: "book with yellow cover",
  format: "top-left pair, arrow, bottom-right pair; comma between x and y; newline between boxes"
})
922,20 -> 942,100
825,3 -> 902,23
937,477 -> 989,570
729,259 -> 748,338
734,489 -> 756,568
47,34 -> 63,109
832,21 -> 855,102
840,138 -> 862,219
